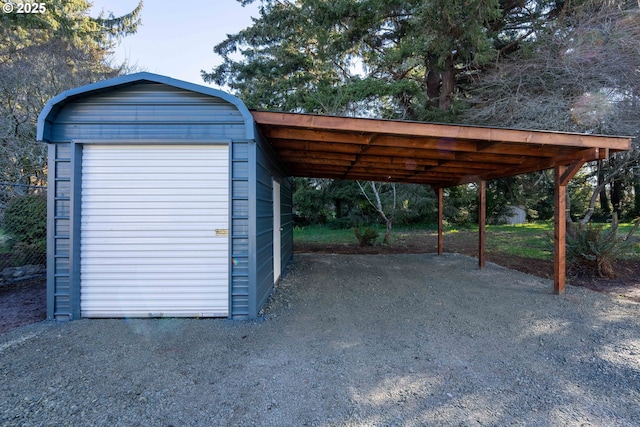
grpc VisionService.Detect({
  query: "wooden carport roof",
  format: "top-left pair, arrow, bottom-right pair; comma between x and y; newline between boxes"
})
252,111 -> 630,188
252,110 -> 633,296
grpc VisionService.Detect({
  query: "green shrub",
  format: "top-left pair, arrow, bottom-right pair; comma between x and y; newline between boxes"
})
2,194 -> 47,265
352,227 -> 379,247
567,217 -> 637,278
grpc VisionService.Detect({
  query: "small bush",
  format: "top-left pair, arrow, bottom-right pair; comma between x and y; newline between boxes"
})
352,227 -> 379,247
567,218 -> 637,278
2,194 -> 47,265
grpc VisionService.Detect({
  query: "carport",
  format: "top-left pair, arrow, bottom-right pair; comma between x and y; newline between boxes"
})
252,111 -> 632,294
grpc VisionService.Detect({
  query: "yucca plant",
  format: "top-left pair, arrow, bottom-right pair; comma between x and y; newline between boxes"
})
352,227 -> 379,247
567,214 -> 638,278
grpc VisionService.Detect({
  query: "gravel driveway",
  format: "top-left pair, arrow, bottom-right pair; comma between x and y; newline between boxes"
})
1,253 -> 639,426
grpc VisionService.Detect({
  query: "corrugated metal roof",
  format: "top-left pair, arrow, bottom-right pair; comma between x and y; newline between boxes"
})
37,72 -> 255,141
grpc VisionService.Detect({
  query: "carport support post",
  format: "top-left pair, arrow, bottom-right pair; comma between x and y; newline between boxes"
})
554,165 -> 567,294
437,187 -> 443,255
554,161 -> 585,294
478,180 -> 486,269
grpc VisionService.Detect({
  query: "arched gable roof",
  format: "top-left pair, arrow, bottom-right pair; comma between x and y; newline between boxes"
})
37,72 -> 254,141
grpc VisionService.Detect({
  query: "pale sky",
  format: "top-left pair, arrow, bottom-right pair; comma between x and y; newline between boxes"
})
90,0 -> 260,87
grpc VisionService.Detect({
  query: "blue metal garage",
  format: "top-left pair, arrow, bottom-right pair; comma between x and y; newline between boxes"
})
38,72 -> 293,321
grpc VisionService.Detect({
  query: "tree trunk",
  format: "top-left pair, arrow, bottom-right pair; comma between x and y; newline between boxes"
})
426,69 -> 441,109
580,181 -> 608,227
611,179 -> 624,218
439,55 -> 455,111
356,181 -> 395,244
597,160 -> 611,214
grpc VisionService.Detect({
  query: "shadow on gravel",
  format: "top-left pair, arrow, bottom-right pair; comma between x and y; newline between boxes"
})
1,254 -> 638,426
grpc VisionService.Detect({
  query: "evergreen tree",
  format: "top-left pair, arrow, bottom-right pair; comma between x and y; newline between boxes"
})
0,1 -> 143,206
204,0 -> 544,121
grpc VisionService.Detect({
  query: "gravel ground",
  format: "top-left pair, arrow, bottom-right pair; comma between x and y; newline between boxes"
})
1,253 -> 639,427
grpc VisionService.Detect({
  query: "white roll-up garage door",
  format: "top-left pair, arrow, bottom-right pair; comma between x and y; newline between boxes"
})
80,145 -> 229,318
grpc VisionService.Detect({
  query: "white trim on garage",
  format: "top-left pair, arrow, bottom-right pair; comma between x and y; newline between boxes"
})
80,145 -> 229,317
273,179 -> 281,284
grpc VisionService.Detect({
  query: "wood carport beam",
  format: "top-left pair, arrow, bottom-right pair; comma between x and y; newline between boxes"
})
554,161 -> 585,294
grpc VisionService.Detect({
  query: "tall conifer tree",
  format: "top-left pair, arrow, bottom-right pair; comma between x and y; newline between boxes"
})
0,1 -> 143,204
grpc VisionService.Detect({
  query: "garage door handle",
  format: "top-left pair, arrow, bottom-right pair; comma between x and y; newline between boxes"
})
215,228 -> 229,236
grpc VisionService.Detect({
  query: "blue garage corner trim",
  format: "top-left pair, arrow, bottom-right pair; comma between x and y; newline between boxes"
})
37,72 -> 255,141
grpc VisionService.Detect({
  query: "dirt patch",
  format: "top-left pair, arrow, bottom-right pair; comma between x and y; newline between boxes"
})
0,278 -> 46,334
568,258 -> 640,302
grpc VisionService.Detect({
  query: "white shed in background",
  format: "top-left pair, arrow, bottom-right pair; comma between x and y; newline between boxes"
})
502,205 -> 527,225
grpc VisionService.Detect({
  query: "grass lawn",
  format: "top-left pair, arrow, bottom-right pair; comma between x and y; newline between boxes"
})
454,223 -> 555,260
294,221 -> 639,261
293,225 -> 361,245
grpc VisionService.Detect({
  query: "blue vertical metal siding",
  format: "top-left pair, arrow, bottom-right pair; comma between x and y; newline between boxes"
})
48,143 -> 72,320
230,132 -> 293,319
230,141 -> 251,318
280,177 -> 294,270
69,143 -> 82,320
250,132 -> 294,318
254,153 -> 275,313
